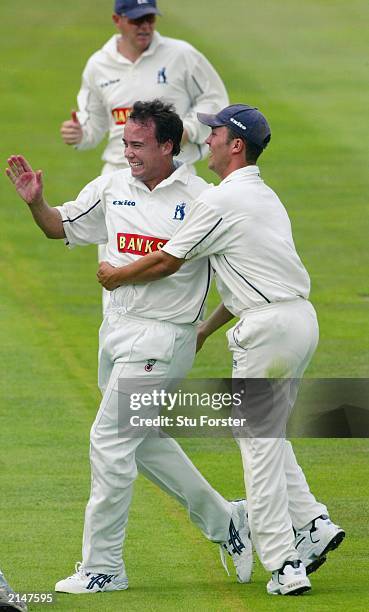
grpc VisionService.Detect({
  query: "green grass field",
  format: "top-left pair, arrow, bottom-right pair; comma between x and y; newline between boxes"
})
1,1 -> 368,610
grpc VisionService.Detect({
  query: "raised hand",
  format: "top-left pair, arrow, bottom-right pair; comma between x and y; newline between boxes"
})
61,110 -> 83,145
6,155 -> 44,206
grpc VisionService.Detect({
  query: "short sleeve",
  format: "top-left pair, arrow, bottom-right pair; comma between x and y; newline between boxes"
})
56,177 -> 108,247
162,197 -> 226,260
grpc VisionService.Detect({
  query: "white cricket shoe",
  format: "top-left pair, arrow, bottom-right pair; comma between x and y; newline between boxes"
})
294,514 -> 345,574
55,562 -> 128,594
267,560 -> 311,596
219,499 -> 253,583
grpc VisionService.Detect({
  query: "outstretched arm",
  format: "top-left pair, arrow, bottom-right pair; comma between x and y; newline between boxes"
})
196,303 -> 235,352
6,155 -> 65,239
97,250 -> 184,291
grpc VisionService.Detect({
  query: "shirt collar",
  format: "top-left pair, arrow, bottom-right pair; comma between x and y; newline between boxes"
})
140,31 -> 162,58
126,162 -> 191,192
220,165 -> 261,185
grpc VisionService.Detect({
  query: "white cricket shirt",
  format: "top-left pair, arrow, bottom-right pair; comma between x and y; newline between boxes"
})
162,166 -> 311,317
75,32 -> 228,166
56,165 -> 211,324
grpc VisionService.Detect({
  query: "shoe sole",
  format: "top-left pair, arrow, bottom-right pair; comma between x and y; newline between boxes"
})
269,582 -> 311,596
285,585 -> 311,596
55,582 -> 128,594
305,530 -> 345,575
306,555 -> 326,575
56,587 -> 128,594
268,574 -> 312,596
321,530 -> 345,556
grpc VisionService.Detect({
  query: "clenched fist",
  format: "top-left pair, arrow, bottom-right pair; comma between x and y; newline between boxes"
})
61,110 -> 83,145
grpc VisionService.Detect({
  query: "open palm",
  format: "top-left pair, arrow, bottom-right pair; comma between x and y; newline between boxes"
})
6,155 -> 43,205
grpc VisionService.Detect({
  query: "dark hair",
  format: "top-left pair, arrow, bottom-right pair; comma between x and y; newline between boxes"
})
129,99 -> 183,156
226,127 -> 263,164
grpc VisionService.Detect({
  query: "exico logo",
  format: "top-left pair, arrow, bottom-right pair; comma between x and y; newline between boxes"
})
117,233 -> 168,256
112,107 -> 132,125
113,199 -> 135,206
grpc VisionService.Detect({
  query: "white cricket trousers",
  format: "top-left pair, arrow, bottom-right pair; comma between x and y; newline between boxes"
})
227,299 -> 327,572
82,310 -> 231,574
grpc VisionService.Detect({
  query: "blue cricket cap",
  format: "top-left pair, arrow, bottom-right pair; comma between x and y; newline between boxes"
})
197,104 -> 271,149
115,0 -> 161,19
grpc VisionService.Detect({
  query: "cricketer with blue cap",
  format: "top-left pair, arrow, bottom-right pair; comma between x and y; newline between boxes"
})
96,99 -> 345,598
60,0 -> 228,317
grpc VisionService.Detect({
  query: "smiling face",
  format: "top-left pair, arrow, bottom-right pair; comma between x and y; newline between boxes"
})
205,126 -> 235,179
113,13 -> 156,59
123,118 -> 174,190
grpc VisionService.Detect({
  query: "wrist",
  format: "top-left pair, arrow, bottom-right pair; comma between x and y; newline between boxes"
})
28,196 -> 46,208
197,320 -> 210,339
112,266 -> 126,288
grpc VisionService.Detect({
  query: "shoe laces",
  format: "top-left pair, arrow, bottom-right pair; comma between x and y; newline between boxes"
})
219,546 -> 230,577
72,561 -> 89,580
219,517 -> 246,577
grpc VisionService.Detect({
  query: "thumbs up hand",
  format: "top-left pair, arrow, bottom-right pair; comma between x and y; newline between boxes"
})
60,110 -> 83,145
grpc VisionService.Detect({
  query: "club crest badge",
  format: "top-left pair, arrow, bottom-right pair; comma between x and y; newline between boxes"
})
157,67 -> 167,84
173,203 -> 186,221
145,359 -> 157,372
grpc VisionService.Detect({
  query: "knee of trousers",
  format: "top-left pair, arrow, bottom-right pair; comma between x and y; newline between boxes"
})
248,486 -> 287,530
89,431 -> 139,487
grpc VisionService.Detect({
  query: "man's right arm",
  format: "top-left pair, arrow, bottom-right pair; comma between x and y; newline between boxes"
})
61,64 -> 110,150
6,155 -> 108,247
6,155 -> 65,238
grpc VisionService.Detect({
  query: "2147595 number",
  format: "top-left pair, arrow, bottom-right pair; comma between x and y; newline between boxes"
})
7,592 -> 54,604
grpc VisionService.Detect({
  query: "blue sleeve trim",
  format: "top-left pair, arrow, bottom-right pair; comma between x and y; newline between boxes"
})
191,259 -> 212,323
191,74 -> 204,95
223,255 -> 271,304
62,199 -> 101,223
185,217 -> 223,257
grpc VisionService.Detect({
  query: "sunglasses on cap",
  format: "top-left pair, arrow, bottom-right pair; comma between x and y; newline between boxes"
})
121,14 -> 156,25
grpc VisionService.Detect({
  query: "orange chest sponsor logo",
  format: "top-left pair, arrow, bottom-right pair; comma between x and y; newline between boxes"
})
112,107 -> 132,125
117,233 -> 168,256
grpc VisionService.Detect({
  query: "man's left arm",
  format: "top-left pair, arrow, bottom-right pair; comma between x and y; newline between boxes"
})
97,251 -> 183,290
97,196 -> 225,290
